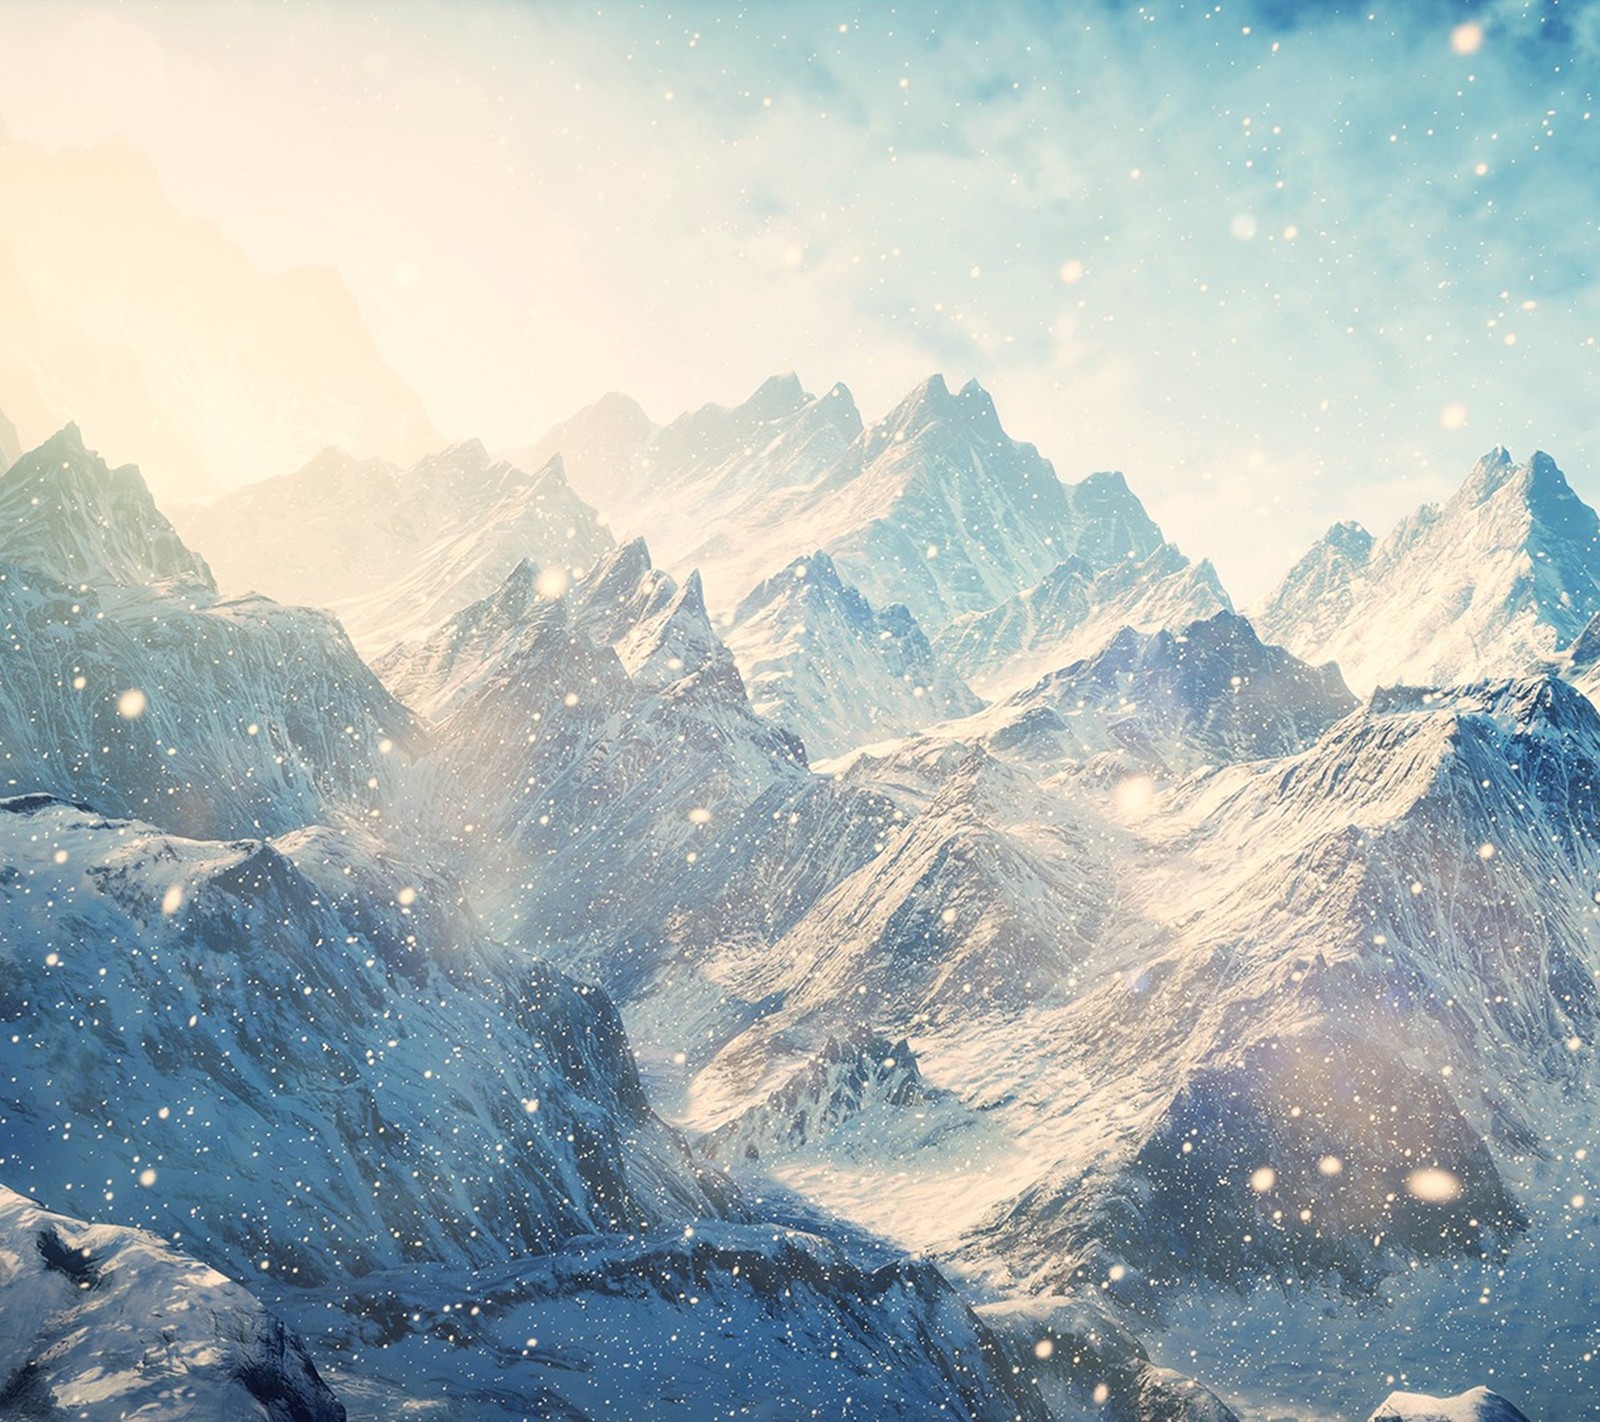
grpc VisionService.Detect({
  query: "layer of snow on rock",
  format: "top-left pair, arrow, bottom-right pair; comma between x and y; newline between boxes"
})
0,1183 -> 345,1421
1367,1386 -> 1531,1421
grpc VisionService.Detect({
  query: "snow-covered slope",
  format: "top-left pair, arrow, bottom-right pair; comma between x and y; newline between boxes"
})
0,404 -> 20,472
941,610 -> 1355,776
296,1224 -> 1050,1422
0,795 -> 726,1280
1254,447 -> 1600,692
175,439 -> 614,656
0,792 -> 1059,1422
646,670 -> 1600,1419
0,1183 -> 346,1421
0,423 -> 214,596
935,541 -> 1233,699
726,550 -> 981,757
384,539 -> 812,965
968,677 -> 1600,1279
1367,1387 -> 1531,1422
0,430 -> 412,838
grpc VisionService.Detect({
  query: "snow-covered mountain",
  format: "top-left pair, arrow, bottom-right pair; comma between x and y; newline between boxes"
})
0,422 -> 214,595
517,373 -> 1181,638
0,795 -> 724,1279
703,375 -> 1165,629
726,550 -> 981,757
525,373 -> 861,610
1367,1388 -> 1531,1422
935,540 -> 1233,699
0,793 -> 1056,1421
502,388 -> 657,510
924,610 -> 1355,777
0,131 -> 439,500
0,428 -> 411,838
640,665 -> 1600,1419
0,1183 -> 347,1421
175,438 -> 615,656
382,538 -> 813,972
1254,447 -> 1600,692
9,366 -> 1596,1422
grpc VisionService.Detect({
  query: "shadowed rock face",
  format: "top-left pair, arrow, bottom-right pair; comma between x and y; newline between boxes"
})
0,1184 -> 347,1422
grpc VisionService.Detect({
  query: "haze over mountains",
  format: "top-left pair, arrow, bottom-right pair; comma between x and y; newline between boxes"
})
2,341 -> 1597,1421
0,130 -> 439,498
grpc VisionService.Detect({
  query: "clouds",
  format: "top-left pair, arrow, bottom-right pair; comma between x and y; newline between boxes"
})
0,0 -> 1594,597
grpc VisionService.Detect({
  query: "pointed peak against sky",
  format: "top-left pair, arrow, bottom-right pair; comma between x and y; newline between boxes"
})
866,372 -> 1015,452
888,372 -> 954,421
0,424 -> 215,594
421,436 -> 492,471
741,371 -> 808,420
1457,444 -> 1521,503
1323,519 -> 1374,559
798,382 -> 863,437
731,548 -> 854,625
593,533 -> 654,580
589,389 -> 654,422
527,451 -> 568,485
573,535 -> 659,618
1442,444 -> 1596,546
675,566 -> 709,619
953,376 -> 1001,425
1255,444 -> 1600,692
1060,470 -> 1166,569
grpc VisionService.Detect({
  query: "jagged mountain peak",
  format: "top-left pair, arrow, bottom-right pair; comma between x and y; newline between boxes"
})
876,372 -> 1004,443
0,425 -> 215,594
589,388 -> 655,425
733,549 -> 854,622
971,606 -> 1355,773
744,370 -> 808,416
851,373 -> 998,454
422,434 -> 491,469
727,546 -> 980,757
644,373 -> 816,479
529,449 -> 568,483
935,540 -> 1233,698
1324,518 -> 1374,559
1255,446 -> 1600,691
1369,672 -> 1600,739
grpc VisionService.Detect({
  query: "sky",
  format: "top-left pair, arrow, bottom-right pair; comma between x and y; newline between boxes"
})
0,0 -> 1596,599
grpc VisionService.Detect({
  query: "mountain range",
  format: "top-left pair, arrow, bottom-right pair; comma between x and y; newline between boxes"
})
1,375 -> 1594,1422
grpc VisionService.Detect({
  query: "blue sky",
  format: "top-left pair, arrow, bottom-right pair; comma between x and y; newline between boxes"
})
0,0 -> 1595,597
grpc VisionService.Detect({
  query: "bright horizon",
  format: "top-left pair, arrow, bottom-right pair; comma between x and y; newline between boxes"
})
1,0 -> 1597,601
